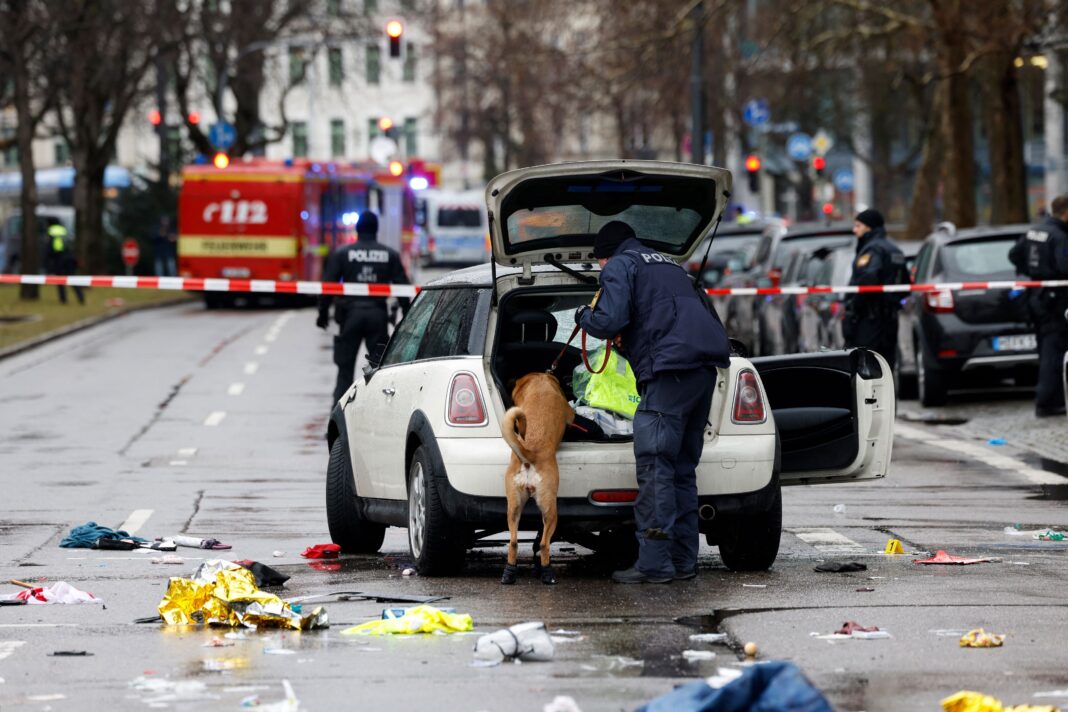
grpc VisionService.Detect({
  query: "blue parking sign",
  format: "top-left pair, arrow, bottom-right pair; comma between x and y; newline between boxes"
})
787,133 -> 812,160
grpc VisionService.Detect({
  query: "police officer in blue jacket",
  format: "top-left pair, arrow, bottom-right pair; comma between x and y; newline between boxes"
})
577,221 -> 730,583
317,212 -> 411,402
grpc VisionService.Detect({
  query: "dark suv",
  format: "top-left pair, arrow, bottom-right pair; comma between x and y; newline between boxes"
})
899,224 -> 1036,406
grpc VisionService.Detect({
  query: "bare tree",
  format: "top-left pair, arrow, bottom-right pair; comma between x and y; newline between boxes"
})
166,0 -> 371,158
0,0 -> 54,298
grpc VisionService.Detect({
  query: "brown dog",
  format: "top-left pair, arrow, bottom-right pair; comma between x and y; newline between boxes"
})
500,372 -> 575,585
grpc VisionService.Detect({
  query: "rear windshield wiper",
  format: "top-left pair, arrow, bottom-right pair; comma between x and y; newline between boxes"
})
544,253 -> 599,285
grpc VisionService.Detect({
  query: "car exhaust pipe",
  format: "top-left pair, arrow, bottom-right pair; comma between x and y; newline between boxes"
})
698,504 -> 716,521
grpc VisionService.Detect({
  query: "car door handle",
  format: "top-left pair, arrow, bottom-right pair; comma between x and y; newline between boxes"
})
382,387 -> 396,397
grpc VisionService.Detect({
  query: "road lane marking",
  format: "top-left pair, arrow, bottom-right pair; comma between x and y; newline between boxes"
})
244,362 -> 259,375
789,527 -> 866,553
118,509 -> 154,535
204,411 -> 227,426
0,624 -> 77,628
170,460 -> 188,466
264,311 -> 295,342
255,345 -> 269,355
896,424 -> 1065,485
178,447 -> 198,457
0,641 -> 26,660
228,382 -> 245,396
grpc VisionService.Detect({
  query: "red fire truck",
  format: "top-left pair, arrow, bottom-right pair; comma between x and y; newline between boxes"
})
178,158 -> 429,307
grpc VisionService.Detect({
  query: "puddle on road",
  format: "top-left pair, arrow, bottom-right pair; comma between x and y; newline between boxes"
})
1029,483 -> 1068,501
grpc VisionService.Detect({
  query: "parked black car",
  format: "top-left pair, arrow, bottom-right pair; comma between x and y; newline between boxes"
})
899,223 -> 1037,406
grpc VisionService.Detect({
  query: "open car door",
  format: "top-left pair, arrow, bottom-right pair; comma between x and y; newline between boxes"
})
751,349 -> 894,484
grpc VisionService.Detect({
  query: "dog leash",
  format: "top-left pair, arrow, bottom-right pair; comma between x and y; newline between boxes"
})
548,291 -> 611,376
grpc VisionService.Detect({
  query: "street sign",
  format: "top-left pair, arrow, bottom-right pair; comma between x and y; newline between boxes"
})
786,132 -> 812,161
209,122 -> 236,150
743,99 -> 770,127
369,136 -> 399,165
121,239 -> 140,267
812,129 -> 834,156
833,169 -> 855,192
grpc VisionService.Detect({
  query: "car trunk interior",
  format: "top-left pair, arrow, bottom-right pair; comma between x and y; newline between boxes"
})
751,350 -> 879,473
490,288 -> 633,443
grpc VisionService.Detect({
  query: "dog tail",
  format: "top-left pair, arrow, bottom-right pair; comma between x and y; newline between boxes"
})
502,407 -> 533,466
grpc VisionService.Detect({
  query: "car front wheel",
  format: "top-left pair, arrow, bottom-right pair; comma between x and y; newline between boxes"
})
326,438 -> 386,553
716,485 -> 782,572
408,445 -> 466,576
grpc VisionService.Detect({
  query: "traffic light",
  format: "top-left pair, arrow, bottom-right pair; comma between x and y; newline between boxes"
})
812,156 -> 826,177
388,160 -> 404,177
745,154 -> 761,193
187,111 -> 201,126
148,109 -> 162,126
821,201 -> 834,216
213,152 -> 230,169
386,20 -> 403,58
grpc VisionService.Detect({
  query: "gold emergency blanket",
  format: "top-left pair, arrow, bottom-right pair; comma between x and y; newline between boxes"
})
158,567 -> 327,630
942,690 -> 1059,712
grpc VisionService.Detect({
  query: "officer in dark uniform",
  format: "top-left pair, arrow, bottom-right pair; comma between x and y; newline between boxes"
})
577,221 -> 730,584
317,212 -> 411,402
843,209 -> 906,369
1009,195 -> 1068,417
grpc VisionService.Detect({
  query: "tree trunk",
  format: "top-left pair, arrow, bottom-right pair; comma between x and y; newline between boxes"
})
982,50 -> 1029,224
906,82 -> 947,242
73,158 -> 108,274
12,40 -> 39,300
935,3 -> 977,228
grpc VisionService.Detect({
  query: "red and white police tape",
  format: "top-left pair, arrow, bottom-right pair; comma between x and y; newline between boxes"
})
2,273 -> 1068,298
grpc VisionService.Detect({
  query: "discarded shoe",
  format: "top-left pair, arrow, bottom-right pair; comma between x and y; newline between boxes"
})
611,566 -> 671,584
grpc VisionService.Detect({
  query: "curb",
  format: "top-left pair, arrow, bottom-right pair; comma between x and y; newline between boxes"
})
0,296 -> 194,361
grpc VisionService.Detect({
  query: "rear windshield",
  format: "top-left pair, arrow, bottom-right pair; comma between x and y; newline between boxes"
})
772,235 -> 852,269
941,237 -> 1018,278
501,171 -> 719,257
437,207 -> 482,228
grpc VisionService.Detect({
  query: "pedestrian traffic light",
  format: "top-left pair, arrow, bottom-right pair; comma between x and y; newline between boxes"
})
213,152 -> 230,169
812,156 -> 826,177
148,109 -> 162,126
386,20 -> 403,58
745,154 -> 761,193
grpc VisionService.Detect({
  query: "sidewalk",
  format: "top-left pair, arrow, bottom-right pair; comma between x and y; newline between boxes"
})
899,393 -> 1068,467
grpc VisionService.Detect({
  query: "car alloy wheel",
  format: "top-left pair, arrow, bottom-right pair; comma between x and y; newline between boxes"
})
408,461 -> 427,559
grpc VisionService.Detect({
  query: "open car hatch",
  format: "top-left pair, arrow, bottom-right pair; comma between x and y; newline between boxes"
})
486,160 -> 732,269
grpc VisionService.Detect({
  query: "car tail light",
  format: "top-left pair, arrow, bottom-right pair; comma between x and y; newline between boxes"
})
938,349 -> 959,358
924,289 -> 955,313
428,236 -> 436,253
768,267 -> 782,288
447,372 -> 486,426
732,369 -> 766,424
590,489 -> 638,504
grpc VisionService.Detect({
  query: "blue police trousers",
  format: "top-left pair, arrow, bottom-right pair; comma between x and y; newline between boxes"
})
632,367 -> 717,578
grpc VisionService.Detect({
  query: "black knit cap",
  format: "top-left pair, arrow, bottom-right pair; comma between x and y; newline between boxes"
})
357,211 -> 379,237
855,208 -> 884,229
593,220 -> 636,259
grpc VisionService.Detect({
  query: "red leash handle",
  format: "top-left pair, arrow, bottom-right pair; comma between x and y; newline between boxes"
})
581,329 -> 612,374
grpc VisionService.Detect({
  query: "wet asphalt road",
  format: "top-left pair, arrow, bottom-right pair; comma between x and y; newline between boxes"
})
1,301 -> 1067,712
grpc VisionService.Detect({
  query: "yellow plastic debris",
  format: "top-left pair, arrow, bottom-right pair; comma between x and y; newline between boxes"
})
959,628 -> 1006,648
158,567 -> 327,630
341,605 -> 473,635
941,690 -> 1059,712
884,538 -> 905,555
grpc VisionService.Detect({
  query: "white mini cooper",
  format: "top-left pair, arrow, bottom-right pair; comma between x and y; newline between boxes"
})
326,160 -> 895,575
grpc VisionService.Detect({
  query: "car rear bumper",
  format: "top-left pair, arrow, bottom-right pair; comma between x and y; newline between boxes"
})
960,353 -> 1038,371
435,435 -> 775,499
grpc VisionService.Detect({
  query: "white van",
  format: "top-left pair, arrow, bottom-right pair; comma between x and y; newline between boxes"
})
416,189 -> 489,266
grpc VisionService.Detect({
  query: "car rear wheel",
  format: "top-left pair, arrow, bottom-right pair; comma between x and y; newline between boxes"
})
408,445 -> 466,576
917,345 -> 947,407
716,485 -> 782,572
326,438 -> 386,553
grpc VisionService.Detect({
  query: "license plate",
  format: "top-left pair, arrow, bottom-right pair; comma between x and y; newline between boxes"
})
221,267 -> 251,278
993,334 -> 1036,351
